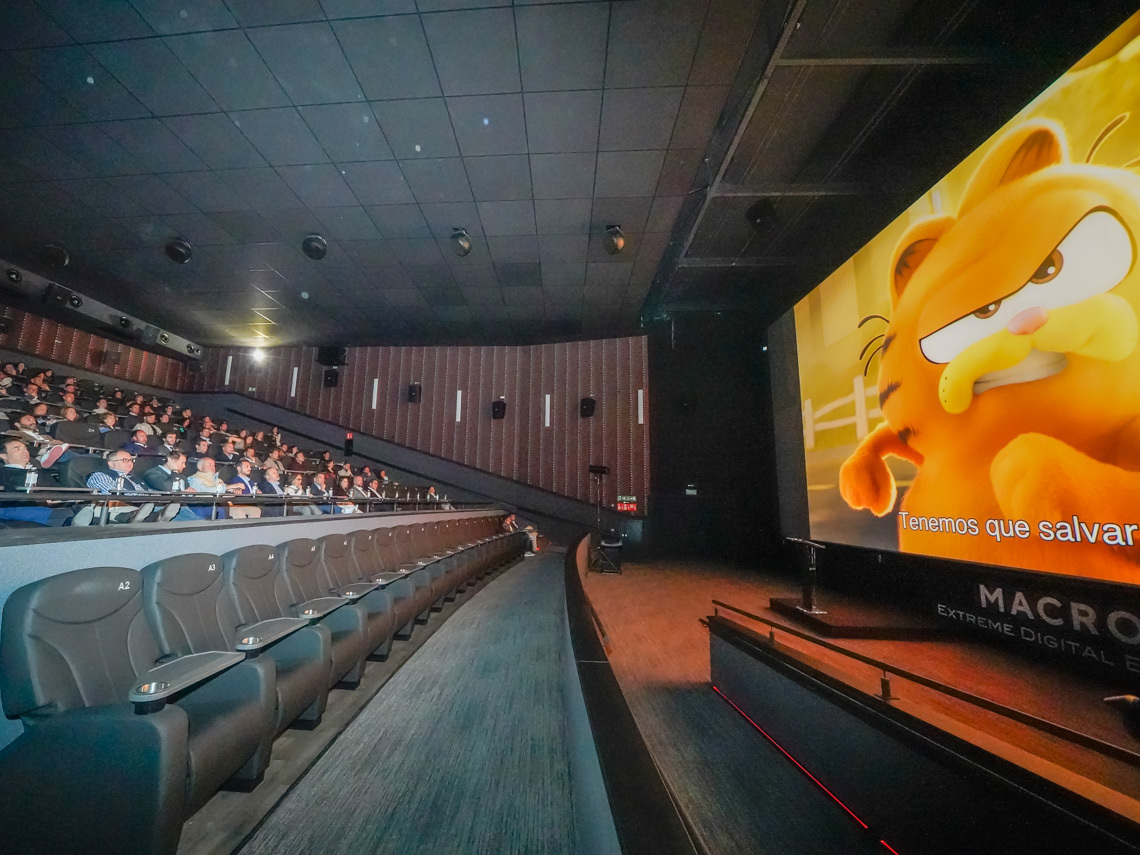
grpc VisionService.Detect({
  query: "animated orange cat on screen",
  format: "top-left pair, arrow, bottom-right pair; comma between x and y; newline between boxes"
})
839,117 -> 1140,582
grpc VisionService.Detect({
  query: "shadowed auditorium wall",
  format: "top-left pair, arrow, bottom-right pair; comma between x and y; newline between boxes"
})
184,338 -> 650,508
0,305 -> 188,389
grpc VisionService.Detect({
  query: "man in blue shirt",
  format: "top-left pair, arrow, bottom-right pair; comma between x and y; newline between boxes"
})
226,458 -> 262,519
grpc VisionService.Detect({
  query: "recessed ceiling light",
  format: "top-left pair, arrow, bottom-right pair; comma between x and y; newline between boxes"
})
603,225 -> 625,255
414,144 -> 421,152
300,291 -> 310,299
451,228 -> 472,257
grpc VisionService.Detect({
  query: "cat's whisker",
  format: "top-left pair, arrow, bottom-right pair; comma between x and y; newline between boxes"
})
862,344 -> 884,377
1087,112 -> 1129,163
858,314 -> 890,328
859,334 -> 885,360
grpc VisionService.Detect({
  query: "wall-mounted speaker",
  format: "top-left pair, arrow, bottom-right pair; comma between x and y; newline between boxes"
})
323,367 -> 339,388
580,397 -> 596,418
491,400 -> 506,420
316,346 -> 347,366
408,383 -> 422,403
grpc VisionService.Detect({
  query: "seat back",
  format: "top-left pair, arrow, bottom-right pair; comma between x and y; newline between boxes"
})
348,530 -> 379,580
393,524 -> 419,565
223,544 -> 292,623
101,428 -> 130,450
141,554 -> 238,655
372,527 -> 402,571
0,567 -> 161,718
59,455 -> 107,488
279,538 -> 330,604
318,533 -> 358,589
54,421 -> 102,446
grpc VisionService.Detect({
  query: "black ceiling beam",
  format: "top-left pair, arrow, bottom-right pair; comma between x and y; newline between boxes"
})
675,256 -> 797,269
640,0 -> 809,324
712,182 -> 873,198
776,49 -> 1007,67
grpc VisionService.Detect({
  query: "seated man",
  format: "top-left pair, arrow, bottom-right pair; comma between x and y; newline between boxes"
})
425,485 -> 440,502
0,439 -> 92,526
261,446 -> 285,474
307,472 -> 334,515
84,450 -> 166,524
119,429 -> 151,456
349,475 -> 370,501
157,430 -> 182,457
212,440 -> 240,465
187,436 -> 211,465
225,458 -> 262,519
257,465 -> 313,517
11,414 -> 73,467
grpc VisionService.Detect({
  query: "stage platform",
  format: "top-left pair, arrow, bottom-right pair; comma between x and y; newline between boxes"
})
582,559 -> 1140,851
768,595 -> 944,639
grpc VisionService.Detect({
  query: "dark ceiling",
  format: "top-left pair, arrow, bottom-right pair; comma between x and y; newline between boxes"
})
0,0 -> 1135,348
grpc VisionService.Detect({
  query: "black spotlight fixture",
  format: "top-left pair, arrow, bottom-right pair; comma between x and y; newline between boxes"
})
451,228 -> 472,257
165,237 -> 192,264
158,332 -> 170,344
117,316 -> 131,329
67,293 -> 82,308
602,225 -> 625,255
302,234 -> 327,260
41,244 -> 69,268
5,268 -> 21,284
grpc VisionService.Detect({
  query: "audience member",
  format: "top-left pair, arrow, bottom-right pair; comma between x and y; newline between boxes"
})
120,429 -> 150,456
84,451 -> 166,523
226,459 -> 262,519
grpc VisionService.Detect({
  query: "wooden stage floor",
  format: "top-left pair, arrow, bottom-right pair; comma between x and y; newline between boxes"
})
583,560 -> 1140,852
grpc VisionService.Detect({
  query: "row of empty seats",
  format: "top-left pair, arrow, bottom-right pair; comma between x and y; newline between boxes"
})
0,514 -> 527,855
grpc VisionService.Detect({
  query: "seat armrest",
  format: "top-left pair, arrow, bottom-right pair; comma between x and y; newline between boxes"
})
333,580 -> 379,599
370,572 -> 404,586
235,617 -> 310,651
129,651 -> 244,709
296,596 -> 348,619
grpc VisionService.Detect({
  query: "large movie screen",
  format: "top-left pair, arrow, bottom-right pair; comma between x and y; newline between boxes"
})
795,14 -> 1140,584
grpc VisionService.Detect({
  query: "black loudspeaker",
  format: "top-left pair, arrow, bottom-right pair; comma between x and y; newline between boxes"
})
580,397 -> 596,418
408,383 -> 422,403
491,400 -> 506,420
323,367 -> 339,388
343,432 -> 354,457
316,346 -> 348,366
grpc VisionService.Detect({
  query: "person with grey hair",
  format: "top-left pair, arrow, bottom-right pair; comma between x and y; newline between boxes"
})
84,450 -> 164,523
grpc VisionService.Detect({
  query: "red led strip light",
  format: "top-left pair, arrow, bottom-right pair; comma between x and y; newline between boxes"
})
712,685 -> 900,854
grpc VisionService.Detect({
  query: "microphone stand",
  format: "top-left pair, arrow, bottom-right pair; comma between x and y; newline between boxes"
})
785,536 -> 828,615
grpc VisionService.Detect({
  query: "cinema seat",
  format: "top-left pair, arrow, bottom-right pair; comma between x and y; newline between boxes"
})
141,553 -> 331,736
279,538 -> 375,687
224,544 -> 367,690
0,566 -> 274,855
347,529 -> 422,638
58,454 -> 105,488
317,533 -> 397,660
100,428 -> 130,449
53,421 -> 103,447
371,527 -> 437,623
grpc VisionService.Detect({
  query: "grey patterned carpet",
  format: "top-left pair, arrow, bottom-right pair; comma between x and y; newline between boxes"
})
239,553 -> 576,855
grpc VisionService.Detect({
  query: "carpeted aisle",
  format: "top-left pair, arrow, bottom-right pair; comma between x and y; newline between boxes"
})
239,553 -> 575,855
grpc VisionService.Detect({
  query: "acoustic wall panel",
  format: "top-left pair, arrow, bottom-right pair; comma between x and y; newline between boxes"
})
184,336 -> 649,507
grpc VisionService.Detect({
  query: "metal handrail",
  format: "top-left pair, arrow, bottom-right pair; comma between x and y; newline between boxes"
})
710,599 -> 1140,770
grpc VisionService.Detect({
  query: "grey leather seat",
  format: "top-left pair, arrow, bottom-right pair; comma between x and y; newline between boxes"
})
141,553 -> 331,736
0,566 -> 274,855
372,527 -> 438,622
224,543 -> 367,690
318,533 -> 396,660
279,537 -> 374,687
348,529 -> 422,638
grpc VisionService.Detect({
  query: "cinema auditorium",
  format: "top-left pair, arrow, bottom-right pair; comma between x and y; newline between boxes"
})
4,2 -> 1140,854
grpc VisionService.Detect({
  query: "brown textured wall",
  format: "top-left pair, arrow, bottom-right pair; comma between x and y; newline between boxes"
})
184,338 -> 650,508
0,305 -> 188,390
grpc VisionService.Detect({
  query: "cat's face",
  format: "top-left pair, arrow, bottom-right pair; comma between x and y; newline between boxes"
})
877,121 -> 1140,455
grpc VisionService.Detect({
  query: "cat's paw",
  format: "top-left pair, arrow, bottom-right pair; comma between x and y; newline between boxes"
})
839,450 -> 897,516
991,433 -> 1081,521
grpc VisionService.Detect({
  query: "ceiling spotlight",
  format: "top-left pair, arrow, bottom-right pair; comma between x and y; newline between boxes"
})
451,228 -> 472,257
67,294 -> 83,308
159,332 -> 170,344
302,234 -> 327,260
118,316 -> 131,329
41,245 -> 69,268
165,237 -> 192,264
5,269 -> 21,284
186,343 -> 197,354
251,347 -> 266,363
603,225 -> 625,255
